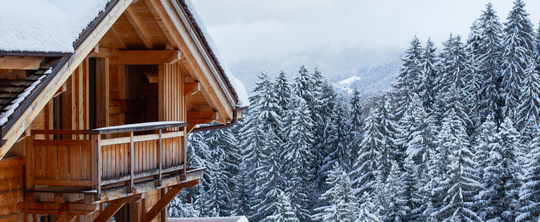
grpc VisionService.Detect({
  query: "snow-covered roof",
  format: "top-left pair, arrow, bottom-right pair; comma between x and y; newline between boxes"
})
0,0 -> 249,132
183,0 -> 250,107
0,0 -> 111,53
169,217 -> 249,222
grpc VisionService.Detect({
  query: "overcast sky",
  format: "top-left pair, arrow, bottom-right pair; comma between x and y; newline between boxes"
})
191,0 -> 540,64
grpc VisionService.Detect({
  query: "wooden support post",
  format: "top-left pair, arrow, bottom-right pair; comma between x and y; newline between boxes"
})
55,215 -> 77,222
92,202 -> 124,222
25,136 -> 34,190
91,134 -> 102,200
160,188 -> 167,222
129,201 -> 142,222
145,183 -> 191,222
183,126 -> 187,178
96,58 -> 109,128
129,131 -> 134,193
158,129 -> 162,186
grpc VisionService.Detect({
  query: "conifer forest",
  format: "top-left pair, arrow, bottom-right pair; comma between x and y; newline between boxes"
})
169,1 -> 540,221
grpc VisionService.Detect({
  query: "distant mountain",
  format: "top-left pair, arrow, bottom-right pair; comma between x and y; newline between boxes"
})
227,46 -> 404,96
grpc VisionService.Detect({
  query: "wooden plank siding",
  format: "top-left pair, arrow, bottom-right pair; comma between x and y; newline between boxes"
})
0,156 -> 25,220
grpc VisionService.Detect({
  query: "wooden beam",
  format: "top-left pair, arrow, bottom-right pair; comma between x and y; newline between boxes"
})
55,215 -> 77,222
0,69 -> 26,79
26,209 -> 92,216
184,82 -> 200,95
53,82 -> 67,98
187,111 -> 218,120
92,202 -> 124,222
27,202 -> 99,212
0,56 -> 43,69
111,194 -> 142,204
117,50 -> 181,65
124,6 -> 154,49
145,0 -> 180,49
110,26 -> 128,49
145,181 -> 199,222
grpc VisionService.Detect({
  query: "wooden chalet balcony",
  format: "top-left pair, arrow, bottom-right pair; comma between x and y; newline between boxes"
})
27,121 -> 203,202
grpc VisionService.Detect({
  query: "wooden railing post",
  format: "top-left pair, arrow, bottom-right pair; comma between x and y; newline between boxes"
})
129,131 -> 134,193
183,126 -> 187,179
91,134 -> 102,200
158,129 -> 162,186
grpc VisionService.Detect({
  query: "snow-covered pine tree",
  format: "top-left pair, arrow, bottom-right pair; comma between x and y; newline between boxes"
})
476,3 -> 504,126
350,107 -> 382,196
517,132 -> 540,222
436,35 -> 475,134
282,93 -> 314,221
501,0 -> 536,120
395,36 -> 423,119
465,21 -> 482,136
264,192 -> 300,222
418,39 -> 438,113
376,92 -> 400,179
379,161 -> 407,222
202,127 -> 238,216
402,158 -> 424,222
313,162 -> 358,222
168,192 -> 200,218
356,192 -> 381,222
399,93 -> 436,165
349,86 -> 363,162
482,117 -> 523,222
275,70 -> 292,141
323,95 -> 352,172
516,59 -> 540,142
431,108 -> 482,222
252,127 -> 284,221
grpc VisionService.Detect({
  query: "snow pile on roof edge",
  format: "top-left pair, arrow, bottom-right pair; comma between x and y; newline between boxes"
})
0,0 -> 111,53
183,0 -> 250,108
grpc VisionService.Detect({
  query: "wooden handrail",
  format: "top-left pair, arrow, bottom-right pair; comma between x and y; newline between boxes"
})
31,121 -> 187,135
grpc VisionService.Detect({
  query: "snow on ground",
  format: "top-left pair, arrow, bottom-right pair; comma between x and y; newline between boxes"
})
169,216 -> 248,222
338,76 -> 362,85
184,0 -> 250,107
0,0 -> 110,53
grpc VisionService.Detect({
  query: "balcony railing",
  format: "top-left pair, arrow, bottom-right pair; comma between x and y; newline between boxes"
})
29,121 -> 187,200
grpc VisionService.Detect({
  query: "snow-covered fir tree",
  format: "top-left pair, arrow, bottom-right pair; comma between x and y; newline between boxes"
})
395,36 -> 423,118
431,109 -> 482,222
313,162 -> 358,222
483,117 -> 523,222
517,132 -> 540,222
501,0 -> 536,120
282,93 -> 314,221
350,108 -> 382,195
418,39 -> 438,113
356,192 -> 381,222
265,192 -> 301,222
349,86 -> 363,161
323,95 -> 352,172
475,3 -> 504,126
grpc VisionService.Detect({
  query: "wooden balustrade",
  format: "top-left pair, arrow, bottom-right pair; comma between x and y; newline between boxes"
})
30,121 -> 187,200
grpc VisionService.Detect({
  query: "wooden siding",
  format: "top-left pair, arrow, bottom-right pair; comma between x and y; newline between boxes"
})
0,156 -> 25,222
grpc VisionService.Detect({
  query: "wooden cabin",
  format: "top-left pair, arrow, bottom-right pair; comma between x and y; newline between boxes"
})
0,0 -> 249,221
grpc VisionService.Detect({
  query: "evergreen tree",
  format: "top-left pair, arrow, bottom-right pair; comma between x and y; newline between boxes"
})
275,70 -> 293,141
265,192 -> 301,222
418,39 -> 438,113
380,162 -> 407,222
402,158 -> 424,221
501,0 -> 536,119
517,133 -> 540,222
356,192 -> 381,222
395,36 -> 423,118
313,162 -> 358,222
431,109 -> 482,222
282,93 -> 314,221
399,94 -> 437,165
483,117 -> 523,222
323,96 -> 352,172
349,86 -> 364,161
376,93 -> 400,179
476,3 -> 504,126
350,108 -> 382,195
